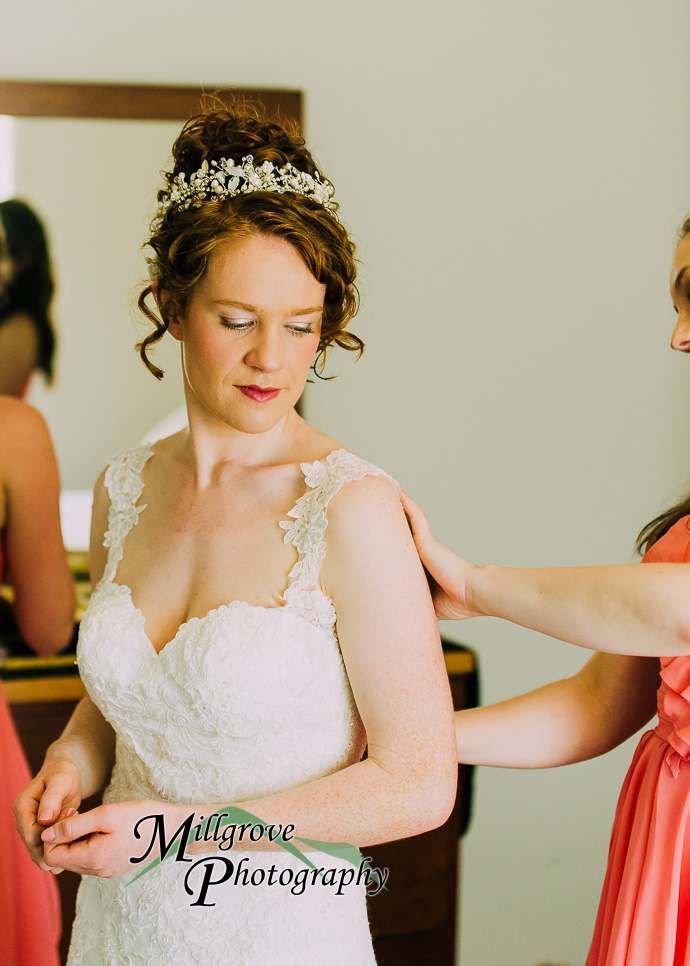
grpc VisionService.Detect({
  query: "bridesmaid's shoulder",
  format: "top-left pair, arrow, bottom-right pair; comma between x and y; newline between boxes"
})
643,515 -> 690,564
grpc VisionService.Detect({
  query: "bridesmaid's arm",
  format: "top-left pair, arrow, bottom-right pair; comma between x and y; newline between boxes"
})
400,489 -> 690,657
466,563 -> 690,657
455,652 -> 659,768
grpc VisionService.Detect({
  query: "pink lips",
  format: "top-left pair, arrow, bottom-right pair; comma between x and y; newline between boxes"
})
236,385 -> 282,402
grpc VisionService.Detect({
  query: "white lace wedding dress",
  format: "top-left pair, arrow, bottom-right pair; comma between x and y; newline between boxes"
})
67,444 -> 391,966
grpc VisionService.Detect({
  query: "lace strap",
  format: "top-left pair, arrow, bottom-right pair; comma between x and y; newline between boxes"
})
279,449 -> 397,598
101,443 -> 154,583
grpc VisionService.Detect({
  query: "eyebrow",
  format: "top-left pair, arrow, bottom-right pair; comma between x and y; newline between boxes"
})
673,266 -> 689,292
212,299 -> 323,316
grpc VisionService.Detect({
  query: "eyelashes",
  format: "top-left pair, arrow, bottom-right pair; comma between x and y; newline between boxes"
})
220,319 -> 315,336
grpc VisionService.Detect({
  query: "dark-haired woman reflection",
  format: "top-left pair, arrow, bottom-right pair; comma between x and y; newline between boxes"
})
0,199 -> 57,397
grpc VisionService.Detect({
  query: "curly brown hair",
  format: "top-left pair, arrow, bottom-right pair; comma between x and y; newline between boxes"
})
137,104 -> 363,380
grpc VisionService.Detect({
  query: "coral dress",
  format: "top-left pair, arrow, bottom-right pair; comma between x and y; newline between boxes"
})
587,515 -> 690,966
0,541 -> 62,966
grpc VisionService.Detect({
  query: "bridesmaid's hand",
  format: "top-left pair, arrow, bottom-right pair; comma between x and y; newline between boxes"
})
40,799 -> 169,879
398,488 -> 481,621
14,757 -> 83,872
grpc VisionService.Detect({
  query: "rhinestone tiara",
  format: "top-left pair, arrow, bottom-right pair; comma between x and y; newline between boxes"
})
154,154 -> 336,222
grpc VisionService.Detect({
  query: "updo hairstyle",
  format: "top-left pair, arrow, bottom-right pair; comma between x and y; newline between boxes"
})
137,104 -> 363,379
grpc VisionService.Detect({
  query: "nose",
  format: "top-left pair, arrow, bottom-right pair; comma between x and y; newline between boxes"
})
244,324 -> 284,373
671,312 -> 690,353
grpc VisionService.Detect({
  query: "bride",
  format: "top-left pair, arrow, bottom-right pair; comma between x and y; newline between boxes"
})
14,105 -> 457,965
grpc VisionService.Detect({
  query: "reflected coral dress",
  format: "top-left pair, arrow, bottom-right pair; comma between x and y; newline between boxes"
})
0,540 -> 61,966
587,515 -> 690,966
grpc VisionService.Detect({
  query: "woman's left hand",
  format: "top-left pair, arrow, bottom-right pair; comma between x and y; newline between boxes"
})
41,799 -> 174,879
398,487 -> 480,621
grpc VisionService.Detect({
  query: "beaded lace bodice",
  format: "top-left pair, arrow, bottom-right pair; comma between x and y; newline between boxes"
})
68,444 -> 390,966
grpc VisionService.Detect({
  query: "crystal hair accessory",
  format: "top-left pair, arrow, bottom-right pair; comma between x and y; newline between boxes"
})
155,154 -> 336,221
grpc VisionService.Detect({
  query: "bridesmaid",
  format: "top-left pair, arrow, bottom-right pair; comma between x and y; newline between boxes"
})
0,393 -> 75,966
401,215 -> 690,966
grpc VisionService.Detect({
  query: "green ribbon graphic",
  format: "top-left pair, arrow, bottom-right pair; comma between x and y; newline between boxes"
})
127,806 -> 385,892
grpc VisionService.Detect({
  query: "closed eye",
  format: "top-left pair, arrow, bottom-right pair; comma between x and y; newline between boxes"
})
220,318 -> 317,335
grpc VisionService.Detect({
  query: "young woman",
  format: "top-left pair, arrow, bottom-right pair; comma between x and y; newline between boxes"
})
14,106 -> 457,966
400,218 -> 690,966
0,199 -> 57,397
0,392 -> 75,966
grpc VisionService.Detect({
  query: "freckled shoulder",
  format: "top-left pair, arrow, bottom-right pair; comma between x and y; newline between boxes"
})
317,458 -> 406,552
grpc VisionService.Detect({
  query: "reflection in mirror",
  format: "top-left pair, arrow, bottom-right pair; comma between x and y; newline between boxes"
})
0,115 -> 185,497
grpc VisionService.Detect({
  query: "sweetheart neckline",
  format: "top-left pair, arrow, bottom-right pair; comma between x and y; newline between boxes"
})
100,445 -> 355,657
98,578 -> 332,657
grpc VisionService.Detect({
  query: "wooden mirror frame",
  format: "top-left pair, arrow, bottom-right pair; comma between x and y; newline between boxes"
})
0,79 -> 302,124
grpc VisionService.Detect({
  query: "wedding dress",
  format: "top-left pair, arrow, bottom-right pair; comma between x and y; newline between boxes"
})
67,444 -> 389,965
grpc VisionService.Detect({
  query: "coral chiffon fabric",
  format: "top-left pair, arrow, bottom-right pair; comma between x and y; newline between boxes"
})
0,543 -> 61,966
587,515 -> 690,966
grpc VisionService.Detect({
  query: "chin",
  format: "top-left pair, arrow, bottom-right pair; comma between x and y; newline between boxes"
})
226,407 -> 293,435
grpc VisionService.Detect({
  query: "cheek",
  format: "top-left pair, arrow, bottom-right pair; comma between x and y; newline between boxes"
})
186,325 -> 233,370
293,334 -> 321,368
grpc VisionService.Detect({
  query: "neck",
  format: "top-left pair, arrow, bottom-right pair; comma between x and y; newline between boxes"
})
179,385 -> 301,488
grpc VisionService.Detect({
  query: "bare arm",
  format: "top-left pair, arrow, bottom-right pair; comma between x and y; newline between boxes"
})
224,477 -> 458,847
455,652 -> 659,768
13,469 -> 116,868
1,397 -> 74,654
47,468 -> 115,796
467,563 -> 690,657
401,489 -> 690,657
14,694 -> 117,871
0,315 -> 39,396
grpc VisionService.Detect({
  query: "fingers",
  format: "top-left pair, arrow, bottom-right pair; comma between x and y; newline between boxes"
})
36,771 -> 80,824
14,759 -> 83,873
397,487 -> 433,544
43,834 -> 100,877
14,778 -> 78,872
42,806 -> 122,878
41,804 -> 105,846
41,807 -> 99,876
14,776 -> 46,838
14,778 -> 51,869
44,807 -> 79,874
41,808 -> 103,875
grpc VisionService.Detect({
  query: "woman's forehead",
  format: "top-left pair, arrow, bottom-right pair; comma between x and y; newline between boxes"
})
200,235 -> 325,305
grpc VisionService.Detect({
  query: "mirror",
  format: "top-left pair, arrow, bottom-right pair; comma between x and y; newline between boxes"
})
0,82 -> 302,524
